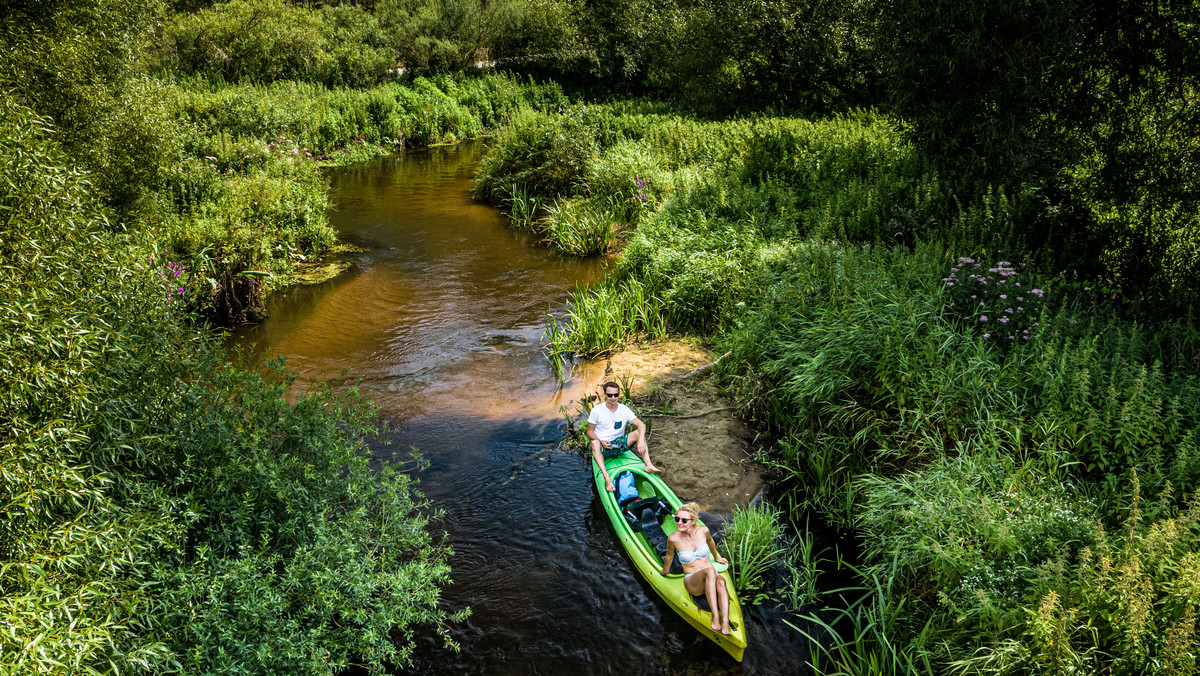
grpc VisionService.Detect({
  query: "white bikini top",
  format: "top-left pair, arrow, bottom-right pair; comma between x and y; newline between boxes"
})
676,542 -> 710,564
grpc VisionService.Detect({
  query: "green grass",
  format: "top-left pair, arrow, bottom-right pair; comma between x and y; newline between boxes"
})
504,181 -> 546,229
499,99 -> 1200,674
723,503 -> 784,592
542,199 -> 621,255
0,94 -> 463,674
792,560 -> 937,676
544,277 -> 667,363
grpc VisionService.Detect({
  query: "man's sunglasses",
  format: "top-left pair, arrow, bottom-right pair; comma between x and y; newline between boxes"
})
605,392 -> 620,398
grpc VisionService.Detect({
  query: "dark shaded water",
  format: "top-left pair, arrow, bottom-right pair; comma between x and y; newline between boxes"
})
232,142 -> 813,674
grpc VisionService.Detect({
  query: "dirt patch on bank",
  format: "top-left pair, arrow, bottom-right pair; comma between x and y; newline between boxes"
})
578,338 -> 766,513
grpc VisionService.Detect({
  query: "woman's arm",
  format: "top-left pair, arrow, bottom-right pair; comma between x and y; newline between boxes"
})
705,528 -> 727,565
660,539 -> 676,576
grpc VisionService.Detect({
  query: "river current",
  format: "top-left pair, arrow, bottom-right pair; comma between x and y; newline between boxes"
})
232,142 -> 812,675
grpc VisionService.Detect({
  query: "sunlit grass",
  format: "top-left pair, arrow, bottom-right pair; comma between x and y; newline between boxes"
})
504,181 -> 545,229
542,200 -> 620,255
723,503 -> 783,592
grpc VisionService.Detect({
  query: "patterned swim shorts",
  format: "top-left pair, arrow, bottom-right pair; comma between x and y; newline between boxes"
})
602,433 -> 631,459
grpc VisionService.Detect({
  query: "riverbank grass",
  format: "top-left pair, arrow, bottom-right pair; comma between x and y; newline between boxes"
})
149,73 -> 568,324
493,100 -> 1200,674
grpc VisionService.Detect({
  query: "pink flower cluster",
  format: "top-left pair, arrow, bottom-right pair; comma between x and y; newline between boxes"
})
943,257 -> 1047,346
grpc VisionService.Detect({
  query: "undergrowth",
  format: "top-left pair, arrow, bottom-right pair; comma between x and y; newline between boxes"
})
499,101 -> 1200,673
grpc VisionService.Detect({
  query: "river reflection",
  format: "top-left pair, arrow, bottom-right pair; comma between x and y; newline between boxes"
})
231,142 -> 812,675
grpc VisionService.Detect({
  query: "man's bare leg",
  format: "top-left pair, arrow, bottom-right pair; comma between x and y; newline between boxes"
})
627,429 -> 660,473
591,440 -> 615,491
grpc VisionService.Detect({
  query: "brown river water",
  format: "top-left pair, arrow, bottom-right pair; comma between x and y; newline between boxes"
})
232,142 -> 813,675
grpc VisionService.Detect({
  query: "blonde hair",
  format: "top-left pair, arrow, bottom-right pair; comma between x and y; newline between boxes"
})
678,502 -> 701,521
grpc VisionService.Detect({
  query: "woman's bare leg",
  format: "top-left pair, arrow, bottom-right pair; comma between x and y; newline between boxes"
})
683,570 -> 721,632
716,575 -> 732,634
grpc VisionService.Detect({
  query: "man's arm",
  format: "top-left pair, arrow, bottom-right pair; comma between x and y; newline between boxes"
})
587,422 -> 611,448
630,416 -> 646,435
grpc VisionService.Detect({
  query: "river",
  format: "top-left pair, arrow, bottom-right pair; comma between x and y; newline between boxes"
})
232,142 -> 813,675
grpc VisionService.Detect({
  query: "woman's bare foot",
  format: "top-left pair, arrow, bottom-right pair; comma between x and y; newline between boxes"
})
644,463 -> 661,473
711,620 -> 722,632
720,625 -> 732,635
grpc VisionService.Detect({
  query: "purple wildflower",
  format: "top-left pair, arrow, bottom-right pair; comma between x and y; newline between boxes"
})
980,316 -> 988,322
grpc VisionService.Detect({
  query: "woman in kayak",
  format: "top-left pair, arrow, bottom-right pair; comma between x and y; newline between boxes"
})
660,502 -> 732,635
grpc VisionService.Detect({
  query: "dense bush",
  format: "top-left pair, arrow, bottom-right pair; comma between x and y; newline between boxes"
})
650,0 -> 876,114
162,0 -> 586,82
165,0 -> 396,86
170,74 -> 564,153
0,95 -> 461,674
2,0 -> 179,216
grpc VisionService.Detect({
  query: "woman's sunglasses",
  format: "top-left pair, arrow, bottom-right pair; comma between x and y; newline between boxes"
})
674,516 -> 692,523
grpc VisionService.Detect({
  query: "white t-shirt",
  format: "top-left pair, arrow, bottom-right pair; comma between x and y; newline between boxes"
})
588,402 -> 637,443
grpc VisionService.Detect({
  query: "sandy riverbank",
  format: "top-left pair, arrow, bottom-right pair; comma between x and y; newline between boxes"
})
575,338 -> 766,513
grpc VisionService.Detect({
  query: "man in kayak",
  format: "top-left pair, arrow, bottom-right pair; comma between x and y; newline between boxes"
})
587,380 -> 660,491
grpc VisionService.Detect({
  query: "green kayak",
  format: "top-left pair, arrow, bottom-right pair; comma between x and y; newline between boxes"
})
593,451 -> 747,661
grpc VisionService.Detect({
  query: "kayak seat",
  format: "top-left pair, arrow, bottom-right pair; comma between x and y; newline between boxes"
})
628,498 -> 683,575
692,593 -> 711,612
620,497 -> 671,532
642,507 -> 684,575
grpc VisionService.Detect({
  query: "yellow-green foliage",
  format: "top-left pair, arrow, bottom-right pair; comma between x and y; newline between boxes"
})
164,0 -> 397,86
724,503 -> 784,592
952,473 -> 1200,675
0,94 -> 462,675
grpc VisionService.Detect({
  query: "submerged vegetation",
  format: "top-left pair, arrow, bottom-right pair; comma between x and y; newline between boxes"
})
5,0 -> 1200,672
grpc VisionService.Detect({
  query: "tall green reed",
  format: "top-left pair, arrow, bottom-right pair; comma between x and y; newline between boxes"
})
542,200 -> 621,255
724,503 -> 784,592
505,182 -> 545,229
543,277 -> 668,367
791,558 -> 937,676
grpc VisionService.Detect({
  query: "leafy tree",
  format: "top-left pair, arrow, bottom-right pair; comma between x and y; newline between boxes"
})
165,0 -> 397,86
378,0 -> 488,73
576,0 -> 665,85
655,0 -> 876,114
1,0 -> 173,215
874,0 -> 1200,302
487,0 -> 582,61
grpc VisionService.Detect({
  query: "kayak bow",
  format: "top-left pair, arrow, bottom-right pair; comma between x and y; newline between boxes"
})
593,451 -> 747,661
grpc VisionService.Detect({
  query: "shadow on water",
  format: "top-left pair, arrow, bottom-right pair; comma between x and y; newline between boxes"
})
230,142 -> 816,675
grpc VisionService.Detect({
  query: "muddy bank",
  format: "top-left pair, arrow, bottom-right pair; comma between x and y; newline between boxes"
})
578,338 -> 767,513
